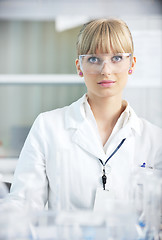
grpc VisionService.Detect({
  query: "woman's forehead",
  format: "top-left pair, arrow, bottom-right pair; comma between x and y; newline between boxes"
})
89,36 -> 125,53
95,48 -> 119,54
87,44 -> 125,55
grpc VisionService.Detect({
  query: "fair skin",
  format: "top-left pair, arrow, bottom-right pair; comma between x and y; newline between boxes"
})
76,51 -> 136,146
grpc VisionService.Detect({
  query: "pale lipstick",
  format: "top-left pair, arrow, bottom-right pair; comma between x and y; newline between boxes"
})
98,80 -> 115,87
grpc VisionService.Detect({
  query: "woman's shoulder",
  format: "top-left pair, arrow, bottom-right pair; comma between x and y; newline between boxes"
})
34,94 -> 86,125
128,104 -> 162,133
127,104 -> 162,142
140,117 -> 162,134
136,118 -> 162,150
41,105 -> 68,119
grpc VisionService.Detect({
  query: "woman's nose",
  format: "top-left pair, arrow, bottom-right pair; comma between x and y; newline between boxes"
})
100,62 -> 113,75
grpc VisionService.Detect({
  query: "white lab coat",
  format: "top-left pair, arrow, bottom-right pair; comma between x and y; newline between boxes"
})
9,94 -> 162,211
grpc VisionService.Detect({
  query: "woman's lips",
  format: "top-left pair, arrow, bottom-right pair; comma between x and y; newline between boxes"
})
97,80 -> 115,87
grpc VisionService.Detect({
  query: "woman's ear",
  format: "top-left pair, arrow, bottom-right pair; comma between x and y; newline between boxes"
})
128,56 -> 136,75
132,56 -> 136,69
75,59 -> 83,77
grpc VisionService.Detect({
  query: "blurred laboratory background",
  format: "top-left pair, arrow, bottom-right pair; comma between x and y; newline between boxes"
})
0,0 -> 162,183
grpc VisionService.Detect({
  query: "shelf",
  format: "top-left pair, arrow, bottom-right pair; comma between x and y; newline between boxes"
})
0,74 -> 84,84
0,158 -> 18,173
0,74 -> 161,87
0,158 -> 18,184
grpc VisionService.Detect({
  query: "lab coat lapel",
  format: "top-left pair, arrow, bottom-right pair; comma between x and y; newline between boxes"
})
71,120 -> 106,160
104,124 -> 131,158
64,95 -> 106,160
104,108 -> 142,157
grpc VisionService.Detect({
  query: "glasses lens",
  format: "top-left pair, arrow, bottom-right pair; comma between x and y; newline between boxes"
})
79,53 -> 131,74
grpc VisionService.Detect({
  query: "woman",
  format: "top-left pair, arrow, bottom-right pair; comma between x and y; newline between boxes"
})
7,18 -> 162,211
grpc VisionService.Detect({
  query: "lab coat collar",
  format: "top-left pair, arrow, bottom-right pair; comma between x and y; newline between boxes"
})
127,104 -> 142,136
64,94 -> 87,129
65,94 -> 141,136
65,94 -> 106,159
64,94 -> 142,160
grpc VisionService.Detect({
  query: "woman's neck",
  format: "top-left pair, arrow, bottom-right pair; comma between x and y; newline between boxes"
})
87,94 -> 126,121
87,94 -> 127,145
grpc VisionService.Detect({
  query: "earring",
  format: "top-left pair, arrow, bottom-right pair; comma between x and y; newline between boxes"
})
79,71 -> 83,76
128,69 -> 132,74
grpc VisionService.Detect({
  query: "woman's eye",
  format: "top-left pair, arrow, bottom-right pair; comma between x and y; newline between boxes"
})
88,57 -> 100,64
112,55 -> 123,63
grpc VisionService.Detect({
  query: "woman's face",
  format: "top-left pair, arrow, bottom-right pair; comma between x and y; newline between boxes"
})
76,50 -> 136,100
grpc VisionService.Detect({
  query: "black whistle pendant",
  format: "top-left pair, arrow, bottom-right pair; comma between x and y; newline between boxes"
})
102,167 -> 107,190
99,139 -> 126,191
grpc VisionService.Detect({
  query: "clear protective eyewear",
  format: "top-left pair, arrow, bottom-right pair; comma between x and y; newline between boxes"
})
79,53 -> 132,74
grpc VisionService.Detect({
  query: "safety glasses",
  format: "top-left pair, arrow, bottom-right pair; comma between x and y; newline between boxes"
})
79,53 -> 132,74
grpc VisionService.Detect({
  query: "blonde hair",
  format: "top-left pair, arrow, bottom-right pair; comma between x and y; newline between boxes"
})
76,18 -> 134,57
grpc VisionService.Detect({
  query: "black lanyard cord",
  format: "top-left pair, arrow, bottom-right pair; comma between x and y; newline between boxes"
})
99,138 -> 126,190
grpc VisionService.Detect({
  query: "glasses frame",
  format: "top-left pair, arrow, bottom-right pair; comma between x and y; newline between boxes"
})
79,53 -> 132,74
